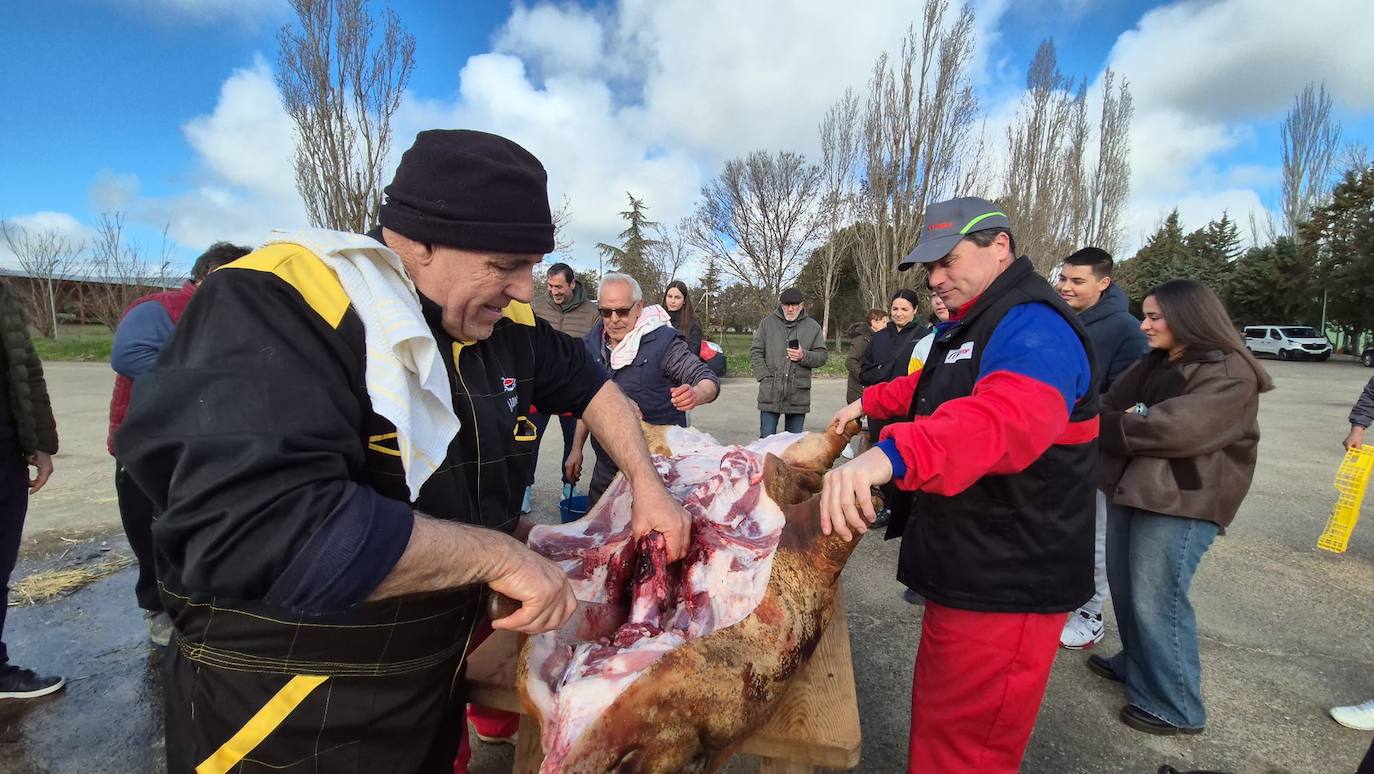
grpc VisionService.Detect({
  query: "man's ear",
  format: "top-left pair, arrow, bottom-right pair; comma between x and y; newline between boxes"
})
1100,276 -> 1113,292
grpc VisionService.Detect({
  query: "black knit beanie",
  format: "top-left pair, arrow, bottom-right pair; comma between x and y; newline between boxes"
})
378,129 -> 555,254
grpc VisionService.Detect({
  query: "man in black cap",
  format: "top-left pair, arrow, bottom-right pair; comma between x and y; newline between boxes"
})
821,197 -> 1097,773
117,129 -> 691,773
750,287 -> 827,436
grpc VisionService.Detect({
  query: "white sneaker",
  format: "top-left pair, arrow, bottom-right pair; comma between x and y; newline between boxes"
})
1060,608 -> 1105,650
1331,698 -> 1374,730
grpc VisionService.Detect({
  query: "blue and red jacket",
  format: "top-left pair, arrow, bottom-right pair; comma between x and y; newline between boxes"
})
864,256 -> 1100,613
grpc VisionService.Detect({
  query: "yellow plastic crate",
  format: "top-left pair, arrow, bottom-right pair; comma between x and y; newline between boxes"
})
1317,446 -> 1374,553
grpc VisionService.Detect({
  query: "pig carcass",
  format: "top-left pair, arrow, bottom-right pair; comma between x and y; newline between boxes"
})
518,423 -> 865,773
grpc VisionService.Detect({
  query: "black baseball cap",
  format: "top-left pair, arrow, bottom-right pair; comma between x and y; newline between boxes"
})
899,197 -> 1012,269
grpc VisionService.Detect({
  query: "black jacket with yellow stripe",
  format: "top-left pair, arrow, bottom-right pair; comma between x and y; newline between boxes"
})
117,241 -> 607,614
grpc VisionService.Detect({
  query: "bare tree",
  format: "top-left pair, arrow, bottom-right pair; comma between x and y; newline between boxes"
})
689,150 -> 825,297
855,0 -> 981,308
277,0 -> 416,232
651,218 -> 696,290
0,219 -> 84,338
1083,68 -> 1133,253
83,212 -> 177,333
814,88 -> 862,341
551,194 -> 575,257
1281,82 -> 1341,238
1001,41 -> 1134,273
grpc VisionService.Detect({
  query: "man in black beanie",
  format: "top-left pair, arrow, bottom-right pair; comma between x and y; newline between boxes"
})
117,129 -> 691,774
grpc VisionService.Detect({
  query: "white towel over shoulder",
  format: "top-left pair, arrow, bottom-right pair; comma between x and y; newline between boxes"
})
265,228 -> 459,501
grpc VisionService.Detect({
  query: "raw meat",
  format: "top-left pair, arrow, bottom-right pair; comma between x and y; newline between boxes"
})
519,422 -> 862,772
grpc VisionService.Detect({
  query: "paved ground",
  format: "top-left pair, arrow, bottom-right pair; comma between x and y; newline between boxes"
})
4,359 -> 1374,773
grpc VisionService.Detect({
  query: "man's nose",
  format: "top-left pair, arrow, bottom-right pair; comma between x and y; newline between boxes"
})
509,269 -> 535,304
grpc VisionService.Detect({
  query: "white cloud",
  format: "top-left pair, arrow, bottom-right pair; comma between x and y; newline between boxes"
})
1101,0 -> 1374,254
89,169 -> 140,211
494,3 -> 608,79
131,55 -> 308,251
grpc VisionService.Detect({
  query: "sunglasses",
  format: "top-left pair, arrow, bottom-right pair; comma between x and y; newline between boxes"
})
599,306 -> 637,319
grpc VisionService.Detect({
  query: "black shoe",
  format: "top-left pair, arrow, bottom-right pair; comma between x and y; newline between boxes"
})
1119,704 -> 1203,736
871,508 -> 891,530
0,664 -> 66,700
1158,766 -> 1234,774
903,589 -> 925,605
1086,654 -> 1124,684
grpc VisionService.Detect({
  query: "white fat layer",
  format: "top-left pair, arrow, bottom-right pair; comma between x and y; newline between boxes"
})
524,428 -> 788,772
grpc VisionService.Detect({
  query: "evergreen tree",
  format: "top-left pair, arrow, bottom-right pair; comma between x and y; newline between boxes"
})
596,193 -> 664,301
1223,237 -> 1313,325
1115,210 -> 1191,302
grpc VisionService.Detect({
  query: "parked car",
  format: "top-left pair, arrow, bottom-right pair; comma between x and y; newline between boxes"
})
1362,344 -> 1373,368
1243,324 -> 1332,361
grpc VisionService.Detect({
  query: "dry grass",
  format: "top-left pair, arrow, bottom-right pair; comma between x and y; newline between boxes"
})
8,554 -> 134,606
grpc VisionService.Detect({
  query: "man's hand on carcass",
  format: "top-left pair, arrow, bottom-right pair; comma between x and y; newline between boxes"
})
670,384 -> 701,412
629,478 -> 691,561
820,447 -> 893,542
488,547 -> 577,634
828,400 -> 865,436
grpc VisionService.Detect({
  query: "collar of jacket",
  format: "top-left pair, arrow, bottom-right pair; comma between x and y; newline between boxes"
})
1079,282 -> 1130,325
560,282 -> 588,313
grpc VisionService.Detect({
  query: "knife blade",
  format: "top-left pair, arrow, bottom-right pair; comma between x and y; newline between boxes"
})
488,592 -> 628,644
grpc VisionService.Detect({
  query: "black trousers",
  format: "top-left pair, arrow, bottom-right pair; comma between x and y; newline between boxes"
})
115,461 -> 162,612
527,411 -> 577,485
161,587 -> 483,774
0,449 -> 27,666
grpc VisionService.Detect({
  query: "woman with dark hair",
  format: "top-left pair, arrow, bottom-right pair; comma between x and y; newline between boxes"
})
860,289 -> 927,443
662,281 -> 702,357
1087,279 -> 1273,736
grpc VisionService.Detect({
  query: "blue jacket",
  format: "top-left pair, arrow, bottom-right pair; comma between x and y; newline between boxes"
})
584,321 -> 717,427
1079,284 -> 1149,394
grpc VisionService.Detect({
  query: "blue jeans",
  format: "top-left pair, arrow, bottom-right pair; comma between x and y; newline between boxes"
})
1104,504 -> 1218,729
759,412 -> 805,437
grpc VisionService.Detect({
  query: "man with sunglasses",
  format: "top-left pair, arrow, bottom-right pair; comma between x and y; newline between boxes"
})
822,197 -> 1097,773
568,272 -> 719,506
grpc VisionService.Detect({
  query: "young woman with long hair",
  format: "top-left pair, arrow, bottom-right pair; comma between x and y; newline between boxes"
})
1087,279 -> 1272,736
662,280 -> 702,356
860,289 -> 927,443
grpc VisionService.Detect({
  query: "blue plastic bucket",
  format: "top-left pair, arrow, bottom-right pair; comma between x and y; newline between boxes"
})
559,494 -> 589,523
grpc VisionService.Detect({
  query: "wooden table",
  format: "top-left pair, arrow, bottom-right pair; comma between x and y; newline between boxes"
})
463,589 -> 863,773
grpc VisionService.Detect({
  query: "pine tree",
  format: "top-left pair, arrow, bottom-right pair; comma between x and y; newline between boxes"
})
596,193 -> 664,301
1223,237 -> 1313,325
1303,164 -> 1374,339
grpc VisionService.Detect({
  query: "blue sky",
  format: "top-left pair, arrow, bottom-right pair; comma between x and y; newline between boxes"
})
3,0 -> 1372,275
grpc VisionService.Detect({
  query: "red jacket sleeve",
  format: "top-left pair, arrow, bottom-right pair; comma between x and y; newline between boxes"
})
878,371 -> 1069,496
861,370 -> 922,419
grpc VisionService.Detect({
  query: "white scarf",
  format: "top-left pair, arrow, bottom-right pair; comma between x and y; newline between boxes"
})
609,304 -> 671,370
264,228 -> 459,501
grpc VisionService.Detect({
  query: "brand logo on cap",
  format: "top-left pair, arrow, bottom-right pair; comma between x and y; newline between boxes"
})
927,222 -> 953,231
502,377 -> 517,392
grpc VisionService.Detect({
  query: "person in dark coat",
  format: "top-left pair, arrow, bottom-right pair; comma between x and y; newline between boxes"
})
845,309 -> 887,405
1053,247 -> 1150,651
662,280 -> 703,358
750,288 -> 827,436
0,278 -> 63,701
861,289 -> 928,443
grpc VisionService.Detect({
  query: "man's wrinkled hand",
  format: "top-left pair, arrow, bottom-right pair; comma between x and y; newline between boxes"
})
629,480 -> 691,561
487,548 -> 577,634
820,447 -> 893,542
787,347 -> 804,362
828,400 -> 865,436
670,384 -> 700,411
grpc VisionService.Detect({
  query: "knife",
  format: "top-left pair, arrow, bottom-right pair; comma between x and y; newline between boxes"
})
488,592 -> 628,645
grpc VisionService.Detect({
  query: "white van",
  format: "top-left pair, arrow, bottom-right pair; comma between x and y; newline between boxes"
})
1243,325 -> 1332,361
